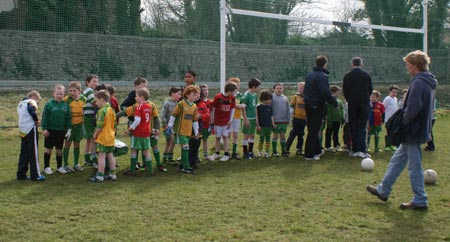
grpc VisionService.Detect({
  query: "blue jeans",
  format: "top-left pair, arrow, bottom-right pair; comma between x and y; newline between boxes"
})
376,143 -> 428,206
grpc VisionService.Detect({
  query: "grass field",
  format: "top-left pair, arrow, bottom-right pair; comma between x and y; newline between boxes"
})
1,86 -> 450,241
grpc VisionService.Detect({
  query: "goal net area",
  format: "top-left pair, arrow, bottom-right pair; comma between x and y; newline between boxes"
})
0,0 -> 448,86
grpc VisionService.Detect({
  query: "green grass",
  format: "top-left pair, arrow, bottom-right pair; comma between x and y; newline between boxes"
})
1,89 -> 450,241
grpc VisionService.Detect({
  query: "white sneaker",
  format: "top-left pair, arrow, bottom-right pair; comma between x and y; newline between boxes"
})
108,174 -> 117,181
353,151 -> 370,158
64,166 -> 75,173
325,147 -> 333,152
220,155 -> 230,162
264,152 -> 269,158
304,156 -> 320,161
335,146 -> 342,152
257,151 -> 263,158
317,149 -> 325,157
208,153 -> 220,161
44,167 -> 53,175
73,164 -> 83,171
57,167 -> 68,174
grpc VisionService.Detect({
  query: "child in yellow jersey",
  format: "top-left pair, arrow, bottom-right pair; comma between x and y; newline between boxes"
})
165,85 -> 200,174
285,82 -> 307,156
90,90 -> 117,182
63,81 -> 86,172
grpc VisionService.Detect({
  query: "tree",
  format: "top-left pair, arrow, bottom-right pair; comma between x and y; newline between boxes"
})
361,0 -> 449,49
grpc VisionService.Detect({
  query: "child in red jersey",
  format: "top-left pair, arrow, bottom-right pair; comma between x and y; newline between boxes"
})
209,82 -> 237,162
126,87 -> 155,175
368,90 -> 385,153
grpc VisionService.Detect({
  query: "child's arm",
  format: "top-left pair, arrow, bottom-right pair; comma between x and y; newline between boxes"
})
255,106 -> 260,132
210,107 -> 215,126
228,108 -> 235,127
271,115 -> 276,128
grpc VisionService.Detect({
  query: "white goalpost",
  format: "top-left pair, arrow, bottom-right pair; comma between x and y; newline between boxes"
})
219,0 -> 428,92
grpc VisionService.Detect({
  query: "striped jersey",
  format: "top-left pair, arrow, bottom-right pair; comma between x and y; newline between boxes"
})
83,87 -> 96,115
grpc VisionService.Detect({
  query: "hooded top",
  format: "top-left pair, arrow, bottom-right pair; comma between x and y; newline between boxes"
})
303,66 -> 337,107
402,71 -> 438,144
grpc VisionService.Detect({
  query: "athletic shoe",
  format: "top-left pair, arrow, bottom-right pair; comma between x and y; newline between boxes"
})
335,146 -> 342,152
220,155 -> 230,162
231,153 -> 241,160
304,156 -> 320,161
89,175 -> 104,183
249,153 -> 255,159
123,169 -> 137,176
317,149 -> 325,157
272,153 -> 280,157
157,165 -> 167,172
84,161 -> 95,166
257,151 -> 263,158
243,153 -> 251,160
208,153 -> 220,161
44,167 -> 53,175
33,175 -> 46,181
296,150 -> 304,156
325,147 -> 333,152
57,167 -> 68,174
73,164 -> 83,171
108,174 -> 117,181
64,166 -> 75,173
264,152 -> 270,158
168,159 -> 178,166
179,168 -> 195,174
352,151 -> 370,158
282,152 -> 290,157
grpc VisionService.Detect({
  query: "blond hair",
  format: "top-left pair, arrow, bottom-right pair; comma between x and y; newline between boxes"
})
403,50 -> 430,72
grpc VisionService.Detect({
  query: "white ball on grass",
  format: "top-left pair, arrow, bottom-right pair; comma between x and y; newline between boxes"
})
361,158 -> 374,171
424,169 -> 437,185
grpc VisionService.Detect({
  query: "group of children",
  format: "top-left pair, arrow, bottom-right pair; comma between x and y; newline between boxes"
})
17,72 -> 427,182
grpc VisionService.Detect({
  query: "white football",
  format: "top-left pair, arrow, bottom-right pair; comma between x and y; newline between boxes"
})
361,158 -> 374,171
424,169 -> 437,185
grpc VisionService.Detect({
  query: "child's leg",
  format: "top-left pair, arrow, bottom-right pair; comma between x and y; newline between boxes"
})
89,140 -> 97,163
106,152 -> 116,176
332,121 -> 340,148
215,137 -> 221,154
63,140 -> 72,167
96,152 -> 106,176
222,136 -> 229,155
181,144 -> 190,170
129,149 -> 138,172
232,131 -> 238,155
150,138 -> 161,166
202,137 -> 209,159
142,149 -> 153,173
73,141 -> 80,166
280,132 -> 287,154
84,138 -> 92,163
44,147 -> 53,168
325,127 -> 332,148
272,132 -> 278,154
56,148 -> 63,169
258,133 -> 264,153
265,131 -> 271,154
242,134 -> 249,156
248,134 -> 254,154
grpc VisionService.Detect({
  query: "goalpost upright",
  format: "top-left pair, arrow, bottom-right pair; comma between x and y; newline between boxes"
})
219,0 -> 428,92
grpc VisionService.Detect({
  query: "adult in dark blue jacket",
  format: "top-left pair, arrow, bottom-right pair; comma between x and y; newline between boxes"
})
343,57 -> 373,158
367,50 -> 437,210
303,55 -> 338,160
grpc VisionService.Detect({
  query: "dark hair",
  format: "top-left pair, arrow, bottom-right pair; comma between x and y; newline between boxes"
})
224,82 -> 237,93
248,78 -> 261,88
259,89 -> 272,102
95,83 -> 106,92
95,90 -> 110,103
330,85 -> 341,93
352,57 -> 363,66
389,85 -> 399,92
273,83 -> 283,89
105,84 -> 115,95
185,70 -> 196,77
85,75 -> 98,86
315,55 -> 328,68
134,77 -> 148,86
169,86 -> 181,96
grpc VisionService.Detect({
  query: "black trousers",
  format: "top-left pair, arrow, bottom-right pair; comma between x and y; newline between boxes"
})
17,127 -> 41,180
188,138 -> 201,166
286,118 -> 306,152
304,102 -> 325,158
325,121 -> 341,148
348,102 -> 370,153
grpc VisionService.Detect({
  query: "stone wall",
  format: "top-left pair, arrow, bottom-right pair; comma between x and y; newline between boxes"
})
0,30 -> 448,83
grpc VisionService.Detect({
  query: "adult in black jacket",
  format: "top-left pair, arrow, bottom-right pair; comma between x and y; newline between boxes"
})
343,57 -> 373,158
303,55 -> 338,160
